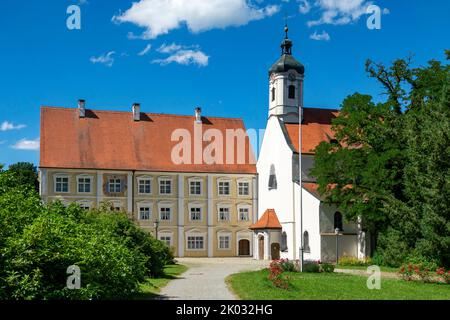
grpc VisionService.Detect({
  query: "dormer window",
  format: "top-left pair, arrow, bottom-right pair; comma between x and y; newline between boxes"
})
288,85 -> 296,99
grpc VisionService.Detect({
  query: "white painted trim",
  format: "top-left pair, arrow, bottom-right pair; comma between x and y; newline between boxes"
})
53,173 -> 70,194
127,173 -> 133,213
158,176 -> 173,196
216,178 -> 231,197
178,226 -> 184,257
236,178 -> 251,197
237,203 -> 251,222
217,231 -> 232,251
217,203 -> 231,222
137,201 -> 153,221
236,230 -> 253,256
157,201 -> 174,222
188,202 -> 204,222
188,177 -> 204,196
178,175 -> 184,226
136,175 -> 153,195
76,174 -> 94,195
185,232 -> 207,251
96,171 -> 103,207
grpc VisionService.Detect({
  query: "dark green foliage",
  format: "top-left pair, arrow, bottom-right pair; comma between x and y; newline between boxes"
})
320,263 -> 335,273
303,261 -> 320,273
312,52 -> 450,267
0,170 -> 173,300
7,162 -> 39,192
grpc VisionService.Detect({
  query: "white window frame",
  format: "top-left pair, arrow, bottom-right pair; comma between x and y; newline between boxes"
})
158,177 -> 173,195
54,174 -> 70,194
217,232 -> 232,250
137,202 -> 153,221
188,203 -> 203,222
186,232 -> 206,251
158,232 -> 173,247
188,178 -> 203,196
237,204 -> 251,222
217,204 -> 231,222
108,178 -> 122,193
137,176 -> 152,195
76,200 -> 93,210
237,179 -> 251,197
158,202 -> 174,222
217,178 -> 231,197
77,174 -> 93,194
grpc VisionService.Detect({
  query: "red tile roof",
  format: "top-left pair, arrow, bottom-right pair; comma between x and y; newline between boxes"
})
249,209 -> 282,230
284,108 -> 339,154
40,107 -> 256,174
302,182 -> 321,199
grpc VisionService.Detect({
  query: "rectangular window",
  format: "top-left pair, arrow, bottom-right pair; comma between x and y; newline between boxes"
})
219,235 -> 230,249
139,207 -> 151,220
238,182 -> 250,196
138,179 -> 151,194
218,207 -> 230,221
160,207 -> 171,221
239,207 -> 250,221
218,181 -> 230,196
189,180 -> 202,195
190,207 -> 202,221
187,236 -> 204,250
159,179 -> 172,195
55,176 -> 69,193
160,236 -> 172,247
78,203 -> 91,210
108,178 -> 122,193
77,177 -> 92,193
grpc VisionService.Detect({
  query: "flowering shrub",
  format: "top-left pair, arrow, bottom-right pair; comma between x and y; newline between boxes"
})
399,264 -> 450,284
268,260 -> 290,289
277,259 -> 299,272
436,268 -> 450,284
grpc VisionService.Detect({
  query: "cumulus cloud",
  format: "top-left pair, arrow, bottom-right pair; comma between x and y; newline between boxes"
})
113,0 -> 280,39
152,49 -> 209,67
90,51 -> 115,67
307,0 -> 372,27
1,121 -> 26,131
299,0 -> 311,14
310,30 -> 330,41
11,137 -> 40,151
138,44 -> 152,56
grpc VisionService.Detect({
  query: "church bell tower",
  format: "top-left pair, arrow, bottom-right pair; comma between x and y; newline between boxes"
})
268,25 -> 305,123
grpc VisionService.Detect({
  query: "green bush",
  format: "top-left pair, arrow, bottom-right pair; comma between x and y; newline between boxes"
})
0,170 -> 174,299
277,259 -> 299,272
303,261 -> 320,273
320,263 -> 335,273
338,256 -> 373,266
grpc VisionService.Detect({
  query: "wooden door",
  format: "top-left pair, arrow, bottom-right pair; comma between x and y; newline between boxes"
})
258,236 -> 264,260
239,239 -> 250,256
271,243 -> 280,260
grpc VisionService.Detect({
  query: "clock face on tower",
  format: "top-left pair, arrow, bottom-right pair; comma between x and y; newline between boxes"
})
288,73 -> 296,81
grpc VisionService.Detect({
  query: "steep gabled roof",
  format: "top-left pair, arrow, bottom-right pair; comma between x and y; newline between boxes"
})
282,107 -> 339,154
40,107 -> 256,174
249,209 -> 282,230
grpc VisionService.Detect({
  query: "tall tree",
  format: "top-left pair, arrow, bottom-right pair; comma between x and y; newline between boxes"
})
7,162 -> 39,192
311,52 -> 450,266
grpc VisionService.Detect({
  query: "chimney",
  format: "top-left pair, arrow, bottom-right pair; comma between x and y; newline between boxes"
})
132,103 -> 141,121
78,99 -> 86,118
195,107 -> 202,124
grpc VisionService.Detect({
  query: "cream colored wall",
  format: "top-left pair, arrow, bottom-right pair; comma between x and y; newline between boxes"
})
40,168 -> 257,258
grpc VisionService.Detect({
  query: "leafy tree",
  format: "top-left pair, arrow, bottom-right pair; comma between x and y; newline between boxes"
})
7,162 -> 39,192
311,52 -> 450,267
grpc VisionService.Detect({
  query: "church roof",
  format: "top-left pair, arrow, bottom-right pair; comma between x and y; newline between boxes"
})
249,209 -> 282,230
40,106 -> 256,174
282,108 -> 339,154
269,54 -> 305,75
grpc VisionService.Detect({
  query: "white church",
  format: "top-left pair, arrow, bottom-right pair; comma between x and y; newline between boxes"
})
250,27 -> 369,262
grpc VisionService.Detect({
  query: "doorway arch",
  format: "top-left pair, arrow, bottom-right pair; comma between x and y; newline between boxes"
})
238,239 -> 250,256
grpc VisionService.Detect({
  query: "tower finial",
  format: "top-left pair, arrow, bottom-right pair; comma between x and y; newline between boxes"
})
284,14 -> 289,39
281,18 -> 292,56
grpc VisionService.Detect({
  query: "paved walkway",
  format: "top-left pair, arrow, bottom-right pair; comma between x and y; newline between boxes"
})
159,258 -> 269,300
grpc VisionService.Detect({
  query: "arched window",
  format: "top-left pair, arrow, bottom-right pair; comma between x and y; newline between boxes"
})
268,164 -> 277,190
334,212 -> 343,231
281,232 -> 288,252
271,87 -> 276,101
303,231 -> 310,253
288,85 -> 296,99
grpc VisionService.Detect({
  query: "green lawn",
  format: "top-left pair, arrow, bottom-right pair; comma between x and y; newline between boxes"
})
134,264 -> 188,299
228,269 -> 450,300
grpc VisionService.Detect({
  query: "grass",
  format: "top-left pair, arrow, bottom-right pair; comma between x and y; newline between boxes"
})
228,269 -> 450,300
134,264 -> 188,299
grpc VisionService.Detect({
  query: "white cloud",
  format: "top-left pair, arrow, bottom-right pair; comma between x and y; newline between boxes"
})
113,0 -> 280,39
11,138 -> 40,151
152,49 -> 209,67
90,51 -> 115,67
383,8 -> 390,14
307,0 -> 372,27
1,121 -> 26,131
157,43 -> 200,53
299,0 -> 311,14
138,44 -> 152,56
310,30 -> 330,41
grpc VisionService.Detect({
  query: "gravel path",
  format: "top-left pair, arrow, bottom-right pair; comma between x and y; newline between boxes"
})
159,258 -> 269,300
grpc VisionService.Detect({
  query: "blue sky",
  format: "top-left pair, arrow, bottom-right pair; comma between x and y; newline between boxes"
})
0,0 -> 449,167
